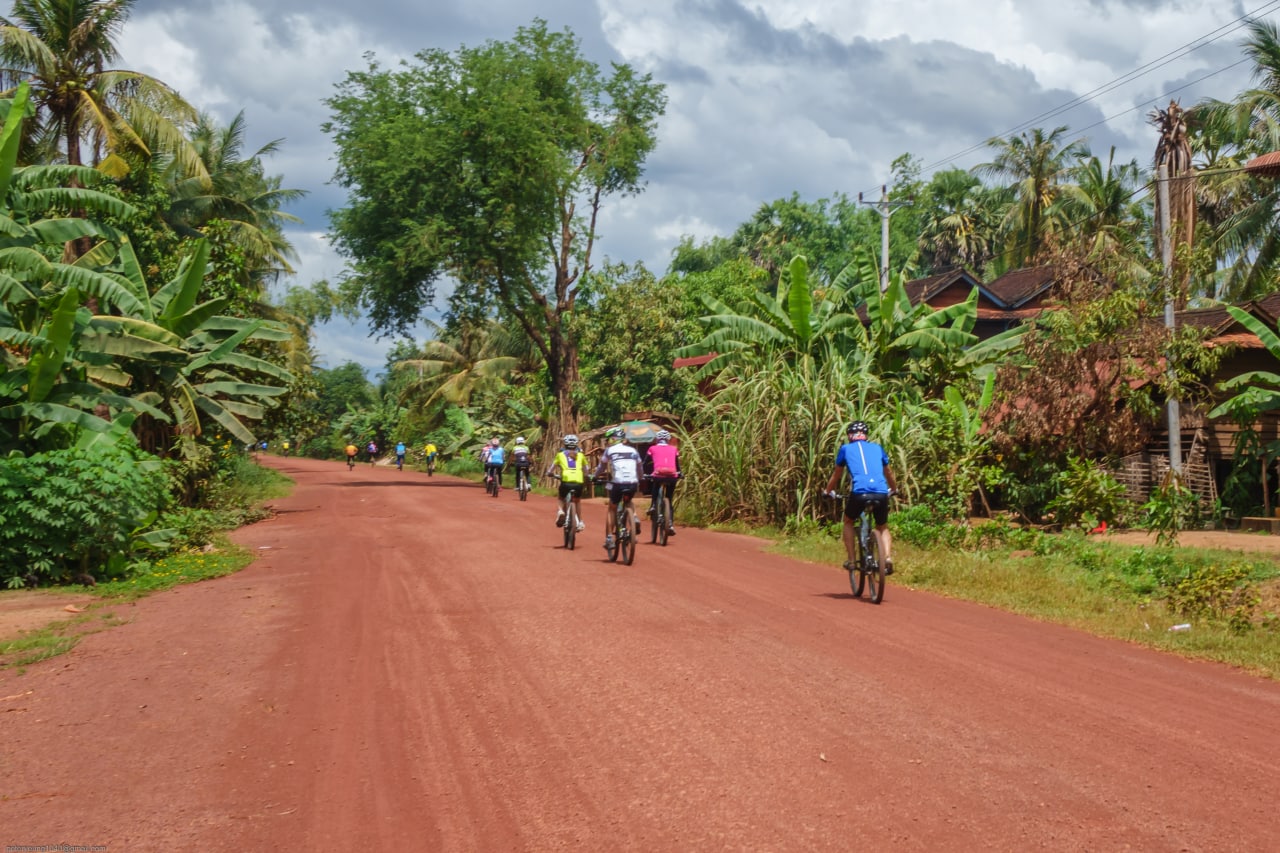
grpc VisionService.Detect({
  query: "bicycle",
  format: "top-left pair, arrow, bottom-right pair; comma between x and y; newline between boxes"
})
346,454 -> 356,471
395,454 -> 405,472
646,475 -> 678,546
516,467 -> 531,501
426,455 -> 436,476
602,481 -> 639,565
835,492 -> 889,605
551,474 -> 580,550
485,467 -> 499,497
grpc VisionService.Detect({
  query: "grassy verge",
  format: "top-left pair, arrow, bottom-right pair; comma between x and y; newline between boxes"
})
770,525 -> 1280,680
0,459 -> 292,670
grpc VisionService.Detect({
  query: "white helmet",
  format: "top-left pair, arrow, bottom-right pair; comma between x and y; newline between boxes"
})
655,429 -> 671,442
516,436 -> 526,445
563,434 -> 579,448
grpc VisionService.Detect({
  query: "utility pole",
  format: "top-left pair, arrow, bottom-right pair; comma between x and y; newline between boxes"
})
858,185 -> 911,292
1157,163 -> 1182,475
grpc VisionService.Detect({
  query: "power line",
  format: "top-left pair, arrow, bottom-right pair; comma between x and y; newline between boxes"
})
863,3 -> 1278,197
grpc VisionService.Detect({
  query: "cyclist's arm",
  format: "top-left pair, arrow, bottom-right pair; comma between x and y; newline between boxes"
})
824,460 -> 846,495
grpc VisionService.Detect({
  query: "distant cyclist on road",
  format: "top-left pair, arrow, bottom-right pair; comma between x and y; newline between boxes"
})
366,440 -> 378,465
424,441 -> 438,468
395,441 -> 407,469
345,443 -> 358,466
485,438 -> 506,491
824,420 -> 898,575
512,437 -> 532,488
594,426 -> 643,551
645,429 -> 682,536
547,434 -> 588,532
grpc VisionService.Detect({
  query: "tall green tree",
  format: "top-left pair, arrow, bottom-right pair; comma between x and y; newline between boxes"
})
323,20 -> 666,439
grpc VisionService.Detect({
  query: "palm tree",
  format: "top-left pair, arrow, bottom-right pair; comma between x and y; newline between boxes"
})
162,111 -> 305,285
0,0 -> 201,176
914,168 -> 1005,274
394,318 -> 518,411
1150,101 -> 1196,307
1053,147 -> 1149,279
974,126 -> 1088,268
1191,19 -> 1280,301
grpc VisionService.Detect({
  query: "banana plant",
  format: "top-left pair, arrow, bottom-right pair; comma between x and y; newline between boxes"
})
92,236 -> 295,452
675,254 -> 862,375
837,248 -> 979,377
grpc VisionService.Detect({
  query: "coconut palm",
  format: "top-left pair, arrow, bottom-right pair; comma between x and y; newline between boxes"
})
163,110 -> 305,283
1192,19 -> 1280,301
394,318 -> 518,410
0,0 -> 201,177
914,168 -> 1005,274
974,126 -> 1088,268
1053,147 -> 1150,279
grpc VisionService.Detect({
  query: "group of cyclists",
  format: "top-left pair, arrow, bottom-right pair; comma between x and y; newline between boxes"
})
343,439 -> 440,471
544,427 -> 682,550
337,416 -> 896,580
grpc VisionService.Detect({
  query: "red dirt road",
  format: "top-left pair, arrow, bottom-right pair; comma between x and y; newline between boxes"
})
3,456 -> 1280,851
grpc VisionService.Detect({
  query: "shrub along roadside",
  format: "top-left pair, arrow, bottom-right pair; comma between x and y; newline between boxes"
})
0,458 -> 292,669
769,513 -> 1280,680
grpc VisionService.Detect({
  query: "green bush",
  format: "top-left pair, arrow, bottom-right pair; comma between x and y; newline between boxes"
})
1045,457 -> 1130,530
1165,562 -> 1260,632
0,444 -> 171,586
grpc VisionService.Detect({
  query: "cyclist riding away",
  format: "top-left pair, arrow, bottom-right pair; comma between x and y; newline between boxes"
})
547,434 -> 588,531
645,429 -> 681,536
512,436 -> 532,488
366,440 -> 378,465
485,437 -> 506,491
395,441 -> 407,468
345,443 -> 357,465
424,441 -> 437,466
595,426 -> 643,551
825,420 -> 898,575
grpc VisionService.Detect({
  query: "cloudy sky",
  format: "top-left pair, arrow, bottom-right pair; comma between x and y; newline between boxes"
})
119,0 -> 1265,374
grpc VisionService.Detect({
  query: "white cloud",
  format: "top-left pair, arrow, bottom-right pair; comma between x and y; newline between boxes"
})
118,0 -> 1264,373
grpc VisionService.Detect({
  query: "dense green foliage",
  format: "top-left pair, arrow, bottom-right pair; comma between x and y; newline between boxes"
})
0,443 -> 169,585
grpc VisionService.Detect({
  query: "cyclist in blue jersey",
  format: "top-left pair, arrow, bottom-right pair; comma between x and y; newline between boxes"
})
485,437 -> 507,492
824,420 -> 898,574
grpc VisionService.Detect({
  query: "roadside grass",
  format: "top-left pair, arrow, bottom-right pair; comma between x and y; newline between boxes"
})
771,528 -> 1280,680
0,460 -> 291,671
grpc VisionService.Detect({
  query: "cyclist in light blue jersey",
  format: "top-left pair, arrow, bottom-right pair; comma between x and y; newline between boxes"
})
485,438 -> 507,491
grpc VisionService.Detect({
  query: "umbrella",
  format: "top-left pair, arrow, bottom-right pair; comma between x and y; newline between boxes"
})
621,420 -> 661,444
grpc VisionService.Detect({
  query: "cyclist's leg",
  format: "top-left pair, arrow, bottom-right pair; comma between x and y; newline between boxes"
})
603,484 -> 617,544
842,495 -> 863,569
874,509 -> 893,571
571,486 -> 585,529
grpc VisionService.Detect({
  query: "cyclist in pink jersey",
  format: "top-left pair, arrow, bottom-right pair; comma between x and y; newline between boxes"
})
645,430 -> 682,535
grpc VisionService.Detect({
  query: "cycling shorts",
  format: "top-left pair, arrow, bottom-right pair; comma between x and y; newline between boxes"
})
606,482 -> 639,503
845,492 -> 889,525
558,482 -> 585,500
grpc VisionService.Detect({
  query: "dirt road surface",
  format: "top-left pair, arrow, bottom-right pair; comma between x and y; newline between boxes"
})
3,456 -> 1279,851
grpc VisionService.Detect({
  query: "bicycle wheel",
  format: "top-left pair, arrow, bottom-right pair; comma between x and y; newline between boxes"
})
621,507 -> 637,565
519,472 -> 529,501
427,459 -> 434,476
347,457 -> 354,471
849,535 -> 867,598
864,525 -> 886,605
606,512 -> 620,562
564,503 -> 576,550
657,494 -> 672,547
649,486 -> 661,543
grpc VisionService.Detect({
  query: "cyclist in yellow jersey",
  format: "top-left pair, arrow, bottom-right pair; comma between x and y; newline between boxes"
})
546,434 -> 587,531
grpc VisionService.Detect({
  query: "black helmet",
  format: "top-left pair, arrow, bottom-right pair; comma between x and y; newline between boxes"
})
847,420 -> 869,436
